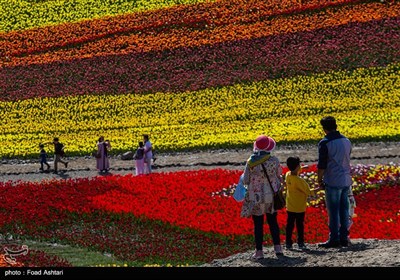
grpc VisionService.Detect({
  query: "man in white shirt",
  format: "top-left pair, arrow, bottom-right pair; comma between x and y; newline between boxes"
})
143,134 -> 153,174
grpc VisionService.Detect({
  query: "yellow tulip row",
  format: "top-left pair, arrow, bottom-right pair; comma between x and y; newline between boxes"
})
0,0 -> 213,32
1,63 -> 399,158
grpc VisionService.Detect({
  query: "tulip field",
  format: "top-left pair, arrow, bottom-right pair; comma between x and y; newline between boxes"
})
0,164 -> 399,266
0,0 -> 399,267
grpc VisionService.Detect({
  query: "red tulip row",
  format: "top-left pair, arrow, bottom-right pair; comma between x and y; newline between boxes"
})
1,165 -> 398,236
0,165 -> 398,264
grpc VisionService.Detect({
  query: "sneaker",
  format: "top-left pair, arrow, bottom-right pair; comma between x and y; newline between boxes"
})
274,245 -> 284,256
318,240 -> 340,248
298,243 -> 308,250
285,243 -> 293,250
53,171 -> 58,174
252,250 -> 264,260
340,239 -> 349,247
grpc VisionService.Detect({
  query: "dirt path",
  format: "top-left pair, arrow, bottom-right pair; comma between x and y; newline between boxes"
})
1,142 -> 399,183
200,239 -> 400,267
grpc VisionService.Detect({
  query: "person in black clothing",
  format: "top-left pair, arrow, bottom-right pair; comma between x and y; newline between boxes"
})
39,143 -> 50,172
52,137 -> 68,174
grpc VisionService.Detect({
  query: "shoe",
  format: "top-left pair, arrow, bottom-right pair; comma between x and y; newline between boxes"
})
298,243 -> 308,250
285,243 -> 293,250
53,171 -> 58,174
274,245 -> 284,256
65,162 -> 68,168
340,239 -> 349,247
252,250 -> 264,260
318,240 -> 340,248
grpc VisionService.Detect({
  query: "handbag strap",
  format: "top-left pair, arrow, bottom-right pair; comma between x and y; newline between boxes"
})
261,163 -> 276,194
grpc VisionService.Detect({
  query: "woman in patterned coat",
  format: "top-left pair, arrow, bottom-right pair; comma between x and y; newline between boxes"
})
241,135 -> 284,259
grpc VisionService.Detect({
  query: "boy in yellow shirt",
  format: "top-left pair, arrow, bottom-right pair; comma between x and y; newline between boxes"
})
285,156 -> 315,250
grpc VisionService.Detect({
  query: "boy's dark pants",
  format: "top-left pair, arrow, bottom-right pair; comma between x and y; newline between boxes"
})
286,211 -> 305,245
40,159 -> 50,170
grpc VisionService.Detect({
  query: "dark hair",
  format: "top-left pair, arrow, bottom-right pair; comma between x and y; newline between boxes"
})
53,137 -> 59,142
39,144 -> 44,148
320,116 -> 337,132
139,141 -> 144,147
286,156 -> 300,172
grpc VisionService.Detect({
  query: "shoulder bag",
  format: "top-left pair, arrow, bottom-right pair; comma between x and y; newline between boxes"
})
261,163 -> 285,210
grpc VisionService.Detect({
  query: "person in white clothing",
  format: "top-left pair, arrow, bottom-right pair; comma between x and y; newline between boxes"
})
143,134 -> 153,174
